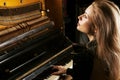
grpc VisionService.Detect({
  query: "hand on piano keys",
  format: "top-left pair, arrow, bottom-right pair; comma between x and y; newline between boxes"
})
45,60 -> 73,80
51,65 -> 67,75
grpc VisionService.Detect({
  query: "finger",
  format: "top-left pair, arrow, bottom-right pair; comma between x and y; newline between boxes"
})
52,65 -> 59,69
52,71 -> 61,75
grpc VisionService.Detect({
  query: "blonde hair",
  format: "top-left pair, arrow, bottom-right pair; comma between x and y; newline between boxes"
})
90,0 -> 120,80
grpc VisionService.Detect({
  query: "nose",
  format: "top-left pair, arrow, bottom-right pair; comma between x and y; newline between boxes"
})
78,15 -> 80,19
78,15 -> 82,20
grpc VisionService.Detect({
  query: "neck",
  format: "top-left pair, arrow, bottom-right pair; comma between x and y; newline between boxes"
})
87,34 -> 95,42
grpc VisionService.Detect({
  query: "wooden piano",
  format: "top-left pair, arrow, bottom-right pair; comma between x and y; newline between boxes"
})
0,0 -> 73,80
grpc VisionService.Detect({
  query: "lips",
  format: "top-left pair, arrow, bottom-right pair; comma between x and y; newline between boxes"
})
77,23 -> 80,26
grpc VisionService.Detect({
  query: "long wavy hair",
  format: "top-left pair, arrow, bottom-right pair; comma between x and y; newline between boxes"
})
90,0 -> 120,80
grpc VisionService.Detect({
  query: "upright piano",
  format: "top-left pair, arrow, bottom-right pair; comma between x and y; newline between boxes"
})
0,0 -> 73,80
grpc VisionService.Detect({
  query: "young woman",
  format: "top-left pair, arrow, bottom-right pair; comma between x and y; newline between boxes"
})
52,0 -> 120,80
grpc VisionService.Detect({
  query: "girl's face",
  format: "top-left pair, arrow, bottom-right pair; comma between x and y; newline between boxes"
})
77,5 -> 93,34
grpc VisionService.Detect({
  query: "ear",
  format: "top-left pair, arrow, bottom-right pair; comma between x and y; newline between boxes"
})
93,28 -> 97,37
94,29 -> 97,33
94,28 -> 97,33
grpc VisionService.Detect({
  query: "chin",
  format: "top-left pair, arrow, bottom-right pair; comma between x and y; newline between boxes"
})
77,26 -> 79,30
77,26 -> 82,31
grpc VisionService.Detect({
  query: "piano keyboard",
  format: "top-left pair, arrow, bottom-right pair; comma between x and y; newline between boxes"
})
45,60 -> 73,80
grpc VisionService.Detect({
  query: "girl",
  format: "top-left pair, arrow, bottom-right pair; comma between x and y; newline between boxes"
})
52,0 -> 120,80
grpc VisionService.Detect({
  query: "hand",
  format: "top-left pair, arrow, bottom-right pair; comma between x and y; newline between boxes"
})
52,65 -> 67,75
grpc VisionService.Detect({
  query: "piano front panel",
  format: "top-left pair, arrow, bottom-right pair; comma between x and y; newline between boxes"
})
0,29 -> 73,80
